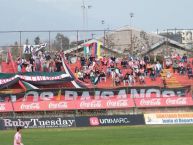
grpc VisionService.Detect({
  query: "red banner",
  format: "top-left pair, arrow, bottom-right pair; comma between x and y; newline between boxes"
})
1,97 -> 193,112
12,99 -> 135,112
0,102 -> 13,112
134,97 -> 193,108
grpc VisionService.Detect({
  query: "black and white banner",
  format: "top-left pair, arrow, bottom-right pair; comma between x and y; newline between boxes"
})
75,115 -> 145,127
23,43 -> 47,54
0,115 -> 145,130
0,117 -> 76,130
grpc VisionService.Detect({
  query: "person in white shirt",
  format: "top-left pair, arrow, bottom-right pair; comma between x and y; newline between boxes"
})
14,127 -> 23,145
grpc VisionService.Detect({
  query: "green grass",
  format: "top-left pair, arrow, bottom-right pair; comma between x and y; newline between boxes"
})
1,125 -> 193,145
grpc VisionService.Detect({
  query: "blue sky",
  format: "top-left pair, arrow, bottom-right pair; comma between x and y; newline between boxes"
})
0,0 -> 193,32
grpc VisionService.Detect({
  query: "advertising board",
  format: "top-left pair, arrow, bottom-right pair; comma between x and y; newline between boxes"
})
144,112 -> 193,124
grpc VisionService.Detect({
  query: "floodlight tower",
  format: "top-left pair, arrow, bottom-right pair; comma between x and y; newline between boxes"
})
130,12 -> 134,27
81,0 -> 92,42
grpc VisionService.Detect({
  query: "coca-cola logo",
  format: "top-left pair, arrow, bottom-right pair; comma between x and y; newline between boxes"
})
140,99 -> 161,106
20,103 -> 40,110
80,101 -> 102,108
0,104 -> 5,111
107,100 -> 128,108
49,102 -> 68,109
166,98 -> 187,105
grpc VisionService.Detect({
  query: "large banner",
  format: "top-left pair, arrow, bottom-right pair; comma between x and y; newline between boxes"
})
144,113 -> 193,125
0,99 -> 134,112
0,86 -> 192,112
75,115 -> 145,127
0,115 -> 145,130
0,117 -> 76,130
1,97 -> 193,112
1,96 -> 193,112
0,72 -> 73,89
0,86 -> 191,102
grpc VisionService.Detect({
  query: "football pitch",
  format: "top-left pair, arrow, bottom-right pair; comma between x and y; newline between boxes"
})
1,125 -> 193,145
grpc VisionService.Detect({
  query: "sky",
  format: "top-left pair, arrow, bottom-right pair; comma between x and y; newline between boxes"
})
0,0 -> 193,32
0,0 -> 193,46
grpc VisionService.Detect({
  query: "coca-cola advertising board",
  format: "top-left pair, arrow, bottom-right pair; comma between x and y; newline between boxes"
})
12,99 -> 134,112
0,102 -> 13,112
144,113 -> 193,125
0,96 -> 193,112
135,97 -> 193,108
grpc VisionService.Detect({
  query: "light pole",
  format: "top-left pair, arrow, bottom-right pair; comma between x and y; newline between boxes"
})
58,35 -> 63,50
129,12 -> 134,56
101,20 -> 105,27
101,20 -> 106,47
91,33 -> 96,39
81,0 -> 92,43
130,12 -> 134,27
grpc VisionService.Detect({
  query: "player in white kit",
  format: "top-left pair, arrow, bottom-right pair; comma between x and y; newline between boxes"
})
14,127 -> 24,145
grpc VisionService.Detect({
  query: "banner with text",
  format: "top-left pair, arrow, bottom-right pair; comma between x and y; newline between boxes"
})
0,117 -> 76,130
1,96 -> 193,112
0,86 -> 191,102
75,115 -> 145,127
144,113 -> 193,124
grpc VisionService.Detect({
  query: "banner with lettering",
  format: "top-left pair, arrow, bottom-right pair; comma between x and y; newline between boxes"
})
23,43 -> 47,54
1,96 -> 193,112
0,117 -> 76,130
0,72 -> 73,89
0,86 -> 190,102
144,113 -> 193,124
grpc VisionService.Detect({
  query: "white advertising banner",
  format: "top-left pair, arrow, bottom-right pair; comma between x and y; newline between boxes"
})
144,113 -> 193,125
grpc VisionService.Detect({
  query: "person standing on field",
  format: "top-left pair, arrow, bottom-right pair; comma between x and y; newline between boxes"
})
14,127 -> 23,145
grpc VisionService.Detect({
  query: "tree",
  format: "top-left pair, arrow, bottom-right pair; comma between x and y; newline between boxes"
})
54,33 -> 70,50
34,36 -> 40,45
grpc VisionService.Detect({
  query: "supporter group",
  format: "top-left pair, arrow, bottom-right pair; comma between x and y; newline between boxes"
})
16,49 -> 193,87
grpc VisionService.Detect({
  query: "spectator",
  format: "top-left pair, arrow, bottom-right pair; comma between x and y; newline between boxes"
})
187,68 -> 193,79
115,74 -> 121,86
182,54 -> 188,63
150,68 -> 156,81
172,60 -> 178,73
26,64 -> 32,72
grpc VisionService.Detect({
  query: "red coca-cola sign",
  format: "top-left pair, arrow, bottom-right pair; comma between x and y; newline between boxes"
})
107,100 -> 129,108
20,102 -> 40,111
139,98 -> 161,106
0,102 -> 13,112
166,98 -> 187,105
48,101 -> 68,110
135,97 -> 193,107
79,100 -> 102,109
0,97 -> 192,112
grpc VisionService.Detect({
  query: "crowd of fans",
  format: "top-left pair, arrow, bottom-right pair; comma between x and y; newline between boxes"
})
14,48 -> 193,86
72,53 -> 193,87
17,51 -> 63,73
170,54 -> 193,79
74,55 -> 163,86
